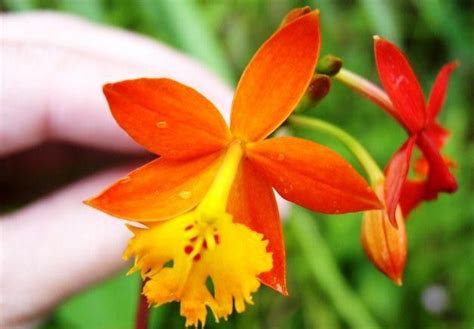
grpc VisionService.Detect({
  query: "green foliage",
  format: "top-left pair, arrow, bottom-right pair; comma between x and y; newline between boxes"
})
5,0 -> 472,328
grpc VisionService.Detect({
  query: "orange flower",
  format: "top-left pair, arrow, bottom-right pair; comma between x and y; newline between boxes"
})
86,10 -> 381,326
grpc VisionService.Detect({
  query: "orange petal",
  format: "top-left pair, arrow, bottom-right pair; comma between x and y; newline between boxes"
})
230,11 -> 321,142
227,158 -> 287,295
246,137 -> 382,214
103,78 -> 231,160
85,151 -> 223,222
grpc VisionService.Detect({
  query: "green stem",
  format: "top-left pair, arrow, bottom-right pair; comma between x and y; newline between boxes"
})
289,208 -> 379,329
335,68 -> 395,116
289,115 -> 384,184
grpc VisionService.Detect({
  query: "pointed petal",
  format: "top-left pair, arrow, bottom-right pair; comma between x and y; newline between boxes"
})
400,180 -> 426,218
427,61 -> 459,121
384,136 -> 416,225
230,11 -> 321,142
417,132 -> 457,199
85,152 -> 223,221
374,37 -> 426,133
103,78 -> 231,160
246,137 -> 382,214
227,158 -> 287,295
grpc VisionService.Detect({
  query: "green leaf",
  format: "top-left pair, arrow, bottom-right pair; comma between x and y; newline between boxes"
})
55,272 -> 139,329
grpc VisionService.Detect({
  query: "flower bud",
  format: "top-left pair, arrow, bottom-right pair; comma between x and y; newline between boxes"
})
307,74 -> 331,102
317,55 -> 343,76
361,183 -> 407,285
296,74 -> 331,112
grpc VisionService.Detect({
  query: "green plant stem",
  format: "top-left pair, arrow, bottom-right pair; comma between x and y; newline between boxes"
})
289,115 -> 384,184
289,208 -> 379,329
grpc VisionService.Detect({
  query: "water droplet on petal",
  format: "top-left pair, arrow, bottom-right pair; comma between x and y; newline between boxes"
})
156,121 -> 168,128
277,153 -> 285,161
179,190 -> 192,199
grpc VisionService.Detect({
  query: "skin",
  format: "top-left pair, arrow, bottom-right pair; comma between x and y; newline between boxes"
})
0,11 -> 239,328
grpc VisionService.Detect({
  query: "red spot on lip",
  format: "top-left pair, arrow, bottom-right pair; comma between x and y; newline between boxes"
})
214,235 -> 220,244
185,225 -> 194,231
193,254 -> 201,261
190,237 -> 198,242
184,245 -> 193,254
203,240 -> 208,249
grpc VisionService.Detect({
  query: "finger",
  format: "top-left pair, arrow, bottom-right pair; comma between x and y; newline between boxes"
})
0,12 -> 233,156
0,167 -> 134,326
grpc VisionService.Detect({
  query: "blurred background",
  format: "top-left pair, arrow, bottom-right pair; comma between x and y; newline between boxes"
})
1,0 -> 473,328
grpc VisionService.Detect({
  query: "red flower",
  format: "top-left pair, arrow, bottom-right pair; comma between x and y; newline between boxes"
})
374,37 -> 458,222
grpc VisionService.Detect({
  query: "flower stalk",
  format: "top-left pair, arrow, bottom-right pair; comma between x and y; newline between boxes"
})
335,68 -> 395,116
289,115 -> 383,184
136,279 -> 150,329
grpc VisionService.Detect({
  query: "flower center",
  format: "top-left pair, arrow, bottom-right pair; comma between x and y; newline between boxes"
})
180,140 -> 243,262
181,212 -> 231,262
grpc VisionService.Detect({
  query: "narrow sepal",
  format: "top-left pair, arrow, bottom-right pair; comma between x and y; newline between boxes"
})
427,61 -> 459,122
384,136 -> 417,225
374,37 -> 426,133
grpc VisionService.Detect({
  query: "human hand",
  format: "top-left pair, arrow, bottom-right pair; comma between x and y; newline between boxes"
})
0,11 -> 235,328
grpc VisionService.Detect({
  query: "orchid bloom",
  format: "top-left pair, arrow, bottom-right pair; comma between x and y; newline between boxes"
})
374,37 -> 458,222
86,10 -> 382,326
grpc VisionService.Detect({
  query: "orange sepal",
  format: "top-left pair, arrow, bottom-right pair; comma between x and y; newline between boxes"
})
227,158 -> 287,295
230,11 -> 321,142
361,184 -> 407,285
246,137 -> 382,214
85,151 -> 223,222
103,78 -> 231,160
